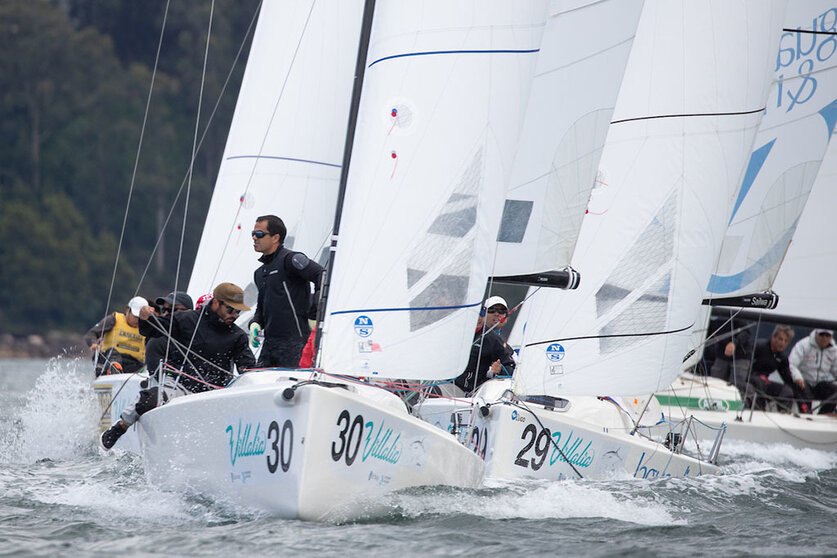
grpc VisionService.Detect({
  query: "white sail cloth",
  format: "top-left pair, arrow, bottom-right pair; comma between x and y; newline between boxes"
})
320,1 -> 550,381
188,1 -> 363,304
493,0 -> 644,276
514,0 -> 787,396
707,1 -> 837,298
771,138 -> 837,323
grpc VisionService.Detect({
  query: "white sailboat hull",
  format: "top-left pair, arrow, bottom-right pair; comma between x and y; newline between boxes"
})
92,372 -> 147,453
137,370 -> 484,521
658,375 -> 837,451
414,379 -> 720,480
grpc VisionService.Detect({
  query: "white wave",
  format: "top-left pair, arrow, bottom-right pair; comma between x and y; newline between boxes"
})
720,439 -> 837,483
34,476 -> 204,523
395,479 -> 681,526
1,357 -> 100,464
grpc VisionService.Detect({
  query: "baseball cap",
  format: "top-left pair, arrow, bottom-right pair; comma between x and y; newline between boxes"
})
155,291 -> 194,310
483,295 -> 508,312
816,329 -> 834,336
127,296 -> 148,317
213,282 -> 250,311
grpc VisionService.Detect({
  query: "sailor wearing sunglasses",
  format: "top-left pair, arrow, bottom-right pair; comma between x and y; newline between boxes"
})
451,295 -> 517,396
251,215 -> 324,368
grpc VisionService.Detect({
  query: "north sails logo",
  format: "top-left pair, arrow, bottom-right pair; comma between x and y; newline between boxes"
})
545,343 -> 565,362
354,315 -> 373,337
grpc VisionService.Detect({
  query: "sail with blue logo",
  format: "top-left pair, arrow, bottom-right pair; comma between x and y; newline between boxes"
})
512,1 -> 787,396
188,1 -> 363,305
706,1 -> 837,300
319,2 -> 550,380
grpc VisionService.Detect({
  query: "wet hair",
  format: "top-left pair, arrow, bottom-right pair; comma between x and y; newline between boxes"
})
772,324 -> 794,341
256,215 -> 286,243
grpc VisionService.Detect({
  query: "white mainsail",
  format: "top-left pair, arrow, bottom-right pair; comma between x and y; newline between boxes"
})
707,1 -> 837,299
493,0 -> 644,277
513,0 -> 787,396
187,1 -> 363,304
320,1 -> 550,381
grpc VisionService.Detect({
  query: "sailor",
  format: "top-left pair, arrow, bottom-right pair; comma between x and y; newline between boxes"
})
453,295 -> 517,395
249,215 -> 324,368
789,329 -> 837,414
707,316 -> 753,390
99,282 -> 255,450
154,290 -> 193,315
144,291 -> 193,374
84,296 -> 148,376
745,324 -> 797,411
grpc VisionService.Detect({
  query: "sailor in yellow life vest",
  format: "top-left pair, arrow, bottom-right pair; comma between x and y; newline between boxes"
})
84,296 -> 148,376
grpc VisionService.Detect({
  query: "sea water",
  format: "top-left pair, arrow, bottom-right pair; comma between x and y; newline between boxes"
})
1,358 -> 836,557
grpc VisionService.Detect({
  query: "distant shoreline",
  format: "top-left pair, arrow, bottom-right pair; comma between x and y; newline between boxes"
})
0,331 -> 86,360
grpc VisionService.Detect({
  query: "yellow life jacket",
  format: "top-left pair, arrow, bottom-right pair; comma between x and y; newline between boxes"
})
100,312 -> 145,362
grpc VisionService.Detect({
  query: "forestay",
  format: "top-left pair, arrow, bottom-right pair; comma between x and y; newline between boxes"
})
513,0 -> 786,396
707,1 -> 837,298
320,1 -> 549,381
493,0 -> 644,277
188,1 -> 363,304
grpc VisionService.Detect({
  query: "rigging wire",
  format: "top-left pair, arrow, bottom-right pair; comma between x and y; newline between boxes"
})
95,0 -> 260,384
92,0 -> 170,371
735,310 -> 764,422
166,0 -> 217,401
141,315 -> 236,380
507,398 -> 584,479
133,0 -> 262,294
100,0 -> 170,313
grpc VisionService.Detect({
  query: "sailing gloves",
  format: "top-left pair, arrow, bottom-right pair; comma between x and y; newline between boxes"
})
249,322 -> 263,349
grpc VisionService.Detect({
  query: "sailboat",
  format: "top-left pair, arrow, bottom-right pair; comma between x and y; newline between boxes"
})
657,0 -> 837,451
126,1 -> 560,520
659,146 -> 837,451
414,0 -> 788,479
92,0 -> 364,454
93,371 -> 147,453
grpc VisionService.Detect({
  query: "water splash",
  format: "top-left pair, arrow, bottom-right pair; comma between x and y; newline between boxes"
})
0,357 -> 100,464
388,479 -> 680,526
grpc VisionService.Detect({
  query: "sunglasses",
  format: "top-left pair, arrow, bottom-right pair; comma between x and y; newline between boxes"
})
160,304 -> 188,315
251,230 -> 270,239
220,301 -> 241,315
486,308 -> 506,315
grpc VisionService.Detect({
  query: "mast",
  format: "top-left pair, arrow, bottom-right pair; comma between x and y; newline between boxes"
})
313,0 -> 376,367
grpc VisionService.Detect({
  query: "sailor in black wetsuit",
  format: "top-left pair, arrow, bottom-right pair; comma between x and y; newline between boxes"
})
144,290 -> 193,374
454,296 -> 517,394
250,215 -> 324,368
745,324 -> 797,411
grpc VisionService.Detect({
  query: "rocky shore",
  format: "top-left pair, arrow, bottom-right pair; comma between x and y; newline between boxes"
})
0,331 -> 87,359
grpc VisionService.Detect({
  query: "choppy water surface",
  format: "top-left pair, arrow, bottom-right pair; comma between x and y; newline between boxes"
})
1,358 -> 835,557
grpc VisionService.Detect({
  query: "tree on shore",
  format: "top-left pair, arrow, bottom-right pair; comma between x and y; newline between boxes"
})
0,0 -> 257,335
